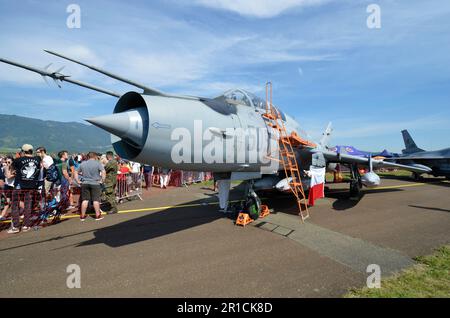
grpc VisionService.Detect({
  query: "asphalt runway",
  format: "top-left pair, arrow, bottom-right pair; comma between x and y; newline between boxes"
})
0,177 -> 449,297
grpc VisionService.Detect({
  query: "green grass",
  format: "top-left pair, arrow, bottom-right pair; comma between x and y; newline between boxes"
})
346,246 -> 450,298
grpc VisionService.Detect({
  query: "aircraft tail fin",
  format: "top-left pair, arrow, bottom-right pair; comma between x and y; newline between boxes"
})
319,122 -> 333,149
401,130 -> 425,154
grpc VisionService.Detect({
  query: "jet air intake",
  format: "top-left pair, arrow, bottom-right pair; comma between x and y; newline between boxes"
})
86,92 -> 150,159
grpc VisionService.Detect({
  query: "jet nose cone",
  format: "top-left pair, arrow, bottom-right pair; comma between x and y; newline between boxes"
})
86,107 -> 148,147
86,113 -> 129,137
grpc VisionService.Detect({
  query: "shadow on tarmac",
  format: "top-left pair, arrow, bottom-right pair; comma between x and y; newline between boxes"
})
76,184 -> 249,248
327,188 -> 403,211
77,200 -> 223,248
0,228 -> 94,252
409,205 -> 450,213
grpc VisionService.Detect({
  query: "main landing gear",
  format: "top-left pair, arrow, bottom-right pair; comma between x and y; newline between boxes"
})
234,181 -> 270,226
349,163 -> 363,198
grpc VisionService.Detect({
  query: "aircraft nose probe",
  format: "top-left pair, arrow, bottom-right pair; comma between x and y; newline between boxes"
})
85,107 -> 147,147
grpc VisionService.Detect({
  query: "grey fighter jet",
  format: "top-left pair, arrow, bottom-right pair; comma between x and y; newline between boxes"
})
386,130 -> 450,180
0,51 -> 433,201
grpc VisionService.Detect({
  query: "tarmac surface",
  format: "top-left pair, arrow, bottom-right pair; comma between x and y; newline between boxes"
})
0,176 -> 449,297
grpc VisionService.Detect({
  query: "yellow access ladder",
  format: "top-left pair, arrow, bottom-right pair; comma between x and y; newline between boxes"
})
262,82 -> 310,222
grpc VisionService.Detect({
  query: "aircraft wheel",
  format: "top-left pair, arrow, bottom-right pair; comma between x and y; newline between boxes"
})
247,204 -> 260,221
244,190 -> 261,220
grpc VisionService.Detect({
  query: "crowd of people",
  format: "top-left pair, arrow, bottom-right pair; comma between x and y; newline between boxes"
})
0,144 -> 165,234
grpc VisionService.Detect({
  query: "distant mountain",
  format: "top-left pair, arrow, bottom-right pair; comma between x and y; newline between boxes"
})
0,114 -> 112,154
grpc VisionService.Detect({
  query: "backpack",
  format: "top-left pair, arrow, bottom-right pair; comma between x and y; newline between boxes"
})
46,164 -> 60,183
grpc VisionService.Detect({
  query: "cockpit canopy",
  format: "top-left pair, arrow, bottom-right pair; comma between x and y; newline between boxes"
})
214,88 -> 286,121
215,89 -> 266,109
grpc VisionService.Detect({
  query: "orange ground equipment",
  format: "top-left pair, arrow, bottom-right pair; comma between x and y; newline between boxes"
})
262,82 -> 310,222
235,204 -> 271,227
259,205 -> 270,218
235,212 -> 254,227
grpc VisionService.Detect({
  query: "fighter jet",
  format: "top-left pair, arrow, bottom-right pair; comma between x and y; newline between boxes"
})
386,130 -> 450,180
0,51 -> 433,202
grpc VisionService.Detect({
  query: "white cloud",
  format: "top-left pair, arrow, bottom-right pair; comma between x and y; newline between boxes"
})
194,0 -> 330,18
54,45 -> 104,67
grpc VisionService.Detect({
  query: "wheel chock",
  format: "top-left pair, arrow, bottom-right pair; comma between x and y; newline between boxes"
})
259,205 -> 270,218
235,212 -> 253,226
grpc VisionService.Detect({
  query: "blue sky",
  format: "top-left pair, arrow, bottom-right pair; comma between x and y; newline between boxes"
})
0,0 -> 449,152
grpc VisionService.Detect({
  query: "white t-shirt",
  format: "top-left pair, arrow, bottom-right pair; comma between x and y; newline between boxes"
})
42,155 -> 54,169
131,162 -> 141,174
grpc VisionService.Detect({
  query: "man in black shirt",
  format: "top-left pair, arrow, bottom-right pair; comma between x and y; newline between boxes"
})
8,144 -> 42,234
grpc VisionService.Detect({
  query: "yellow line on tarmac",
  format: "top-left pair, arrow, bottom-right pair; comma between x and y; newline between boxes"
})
374,180 -> 448,190
118,199 -> 244,214
0,199 -> 243,224
375,182 -> 426,190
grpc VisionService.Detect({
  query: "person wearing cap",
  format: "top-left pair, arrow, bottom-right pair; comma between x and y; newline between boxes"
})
7,144 -> 42,234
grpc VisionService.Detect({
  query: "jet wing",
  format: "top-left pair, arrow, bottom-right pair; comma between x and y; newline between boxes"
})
320,150 -> 432,174
393,156 -> 445,160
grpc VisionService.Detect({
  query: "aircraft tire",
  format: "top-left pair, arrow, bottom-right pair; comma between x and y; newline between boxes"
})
247,204 -> 260,221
